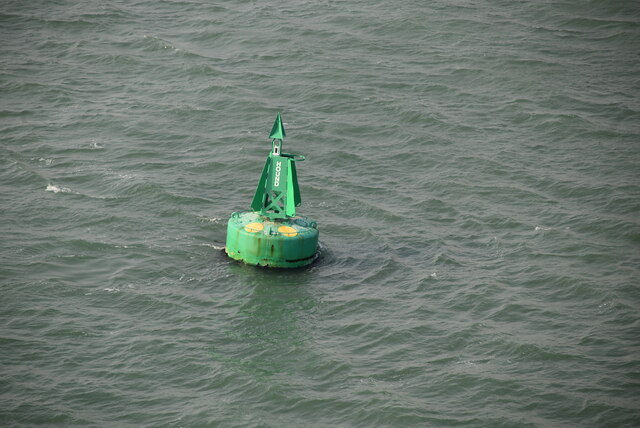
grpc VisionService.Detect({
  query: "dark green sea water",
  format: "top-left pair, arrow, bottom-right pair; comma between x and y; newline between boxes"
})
2,0 -> 639,426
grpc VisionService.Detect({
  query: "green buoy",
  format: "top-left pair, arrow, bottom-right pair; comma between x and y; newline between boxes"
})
225,113 -> 319,268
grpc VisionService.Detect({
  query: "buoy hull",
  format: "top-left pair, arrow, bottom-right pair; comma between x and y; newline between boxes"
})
225,211 -> 319,268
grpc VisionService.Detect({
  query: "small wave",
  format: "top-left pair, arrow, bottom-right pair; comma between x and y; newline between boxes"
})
46,184 -> 73,194
141,35 -> 180,53
0,109 -> 34,118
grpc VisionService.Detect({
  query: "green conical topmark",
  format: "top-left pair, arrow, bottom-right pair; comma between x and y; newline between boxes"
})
269,112 -> 286,140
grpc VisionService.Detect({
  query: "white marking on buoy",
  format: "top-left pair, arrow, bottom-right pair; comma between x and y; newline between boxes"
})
274,161 -> 282,186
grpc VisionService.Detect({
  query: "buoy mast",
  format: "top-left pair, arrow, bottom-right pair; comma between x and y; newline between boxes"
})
250,112 -> 302,219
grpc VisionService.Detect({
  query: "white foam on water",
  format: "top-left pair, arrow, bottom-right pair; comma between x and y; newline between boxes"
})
201,243 -> 225,250
89,139 -> 104,149
202,217 -> 222,223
